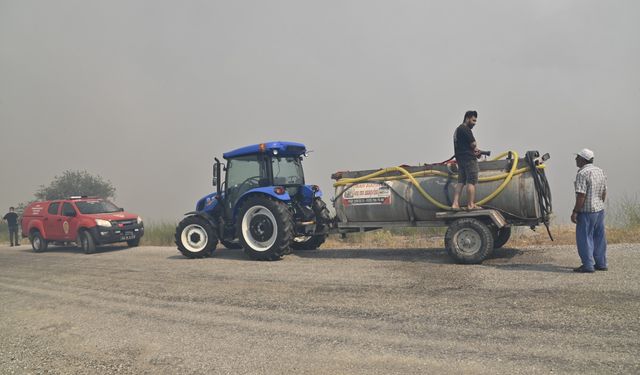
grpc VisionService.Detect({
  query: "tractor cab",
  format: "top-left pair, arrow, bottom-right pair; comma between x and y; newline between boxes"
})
214,142 -> 309,219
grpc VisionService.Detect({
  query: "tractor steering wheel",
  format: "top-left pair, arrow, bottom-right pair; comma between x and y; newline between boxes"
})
233,176 -> 262,196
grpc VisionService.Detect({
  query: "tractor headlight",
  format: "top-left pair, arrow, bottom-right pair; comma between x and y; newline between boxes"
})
137,216 -> 143,225
95,219 -> 112,228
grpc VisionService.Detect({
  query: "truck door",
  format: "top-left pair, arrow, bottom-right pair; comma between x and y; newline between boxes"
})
44,201 -> 64,240
61,202 -> 79,241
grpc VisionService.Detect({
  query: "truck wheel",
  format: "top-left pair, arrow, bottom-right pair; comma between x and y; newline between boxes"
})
220,239 -> 242,249
493,227 -> 512,249
445,218 -> 494,264
237,196 -> 293,261
175,216 -> 218,258
127,238 -> 141,247
290,198 -> 330,251
30,231 -> 48,253
79,230 -> 96,254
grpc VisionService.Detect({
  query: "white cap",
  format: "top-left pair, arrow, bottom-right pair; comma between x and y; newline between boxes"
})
576,148 -> 594,161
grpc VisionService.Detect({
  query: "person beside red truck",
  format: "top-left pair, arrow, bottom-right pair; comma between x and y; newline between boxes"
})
3,207 -> 20,246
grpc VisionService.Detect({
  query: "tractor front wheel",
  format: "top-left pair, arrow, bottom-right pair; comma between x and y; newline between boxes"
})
175,215 -> 218,258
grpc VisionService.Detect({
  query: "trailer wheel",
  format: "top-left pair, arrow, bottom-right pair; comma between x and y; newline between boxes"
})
30,231 -> 48,253
175,215 -> 218,258
493,227 -> 512,249
291,198 -> 330,251
237,196 -> 293,261
445,218 -> 494,264
221,239 -> 242,249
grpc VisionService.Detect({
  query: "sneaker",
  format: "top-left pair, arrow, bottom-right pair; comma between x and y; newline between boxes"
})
573,266 -> 595,273
595,266 -> 608,271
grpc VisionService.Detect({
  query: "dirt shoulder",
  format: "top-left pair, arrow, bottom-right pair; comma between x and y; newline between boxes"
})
0,243 -> 638,374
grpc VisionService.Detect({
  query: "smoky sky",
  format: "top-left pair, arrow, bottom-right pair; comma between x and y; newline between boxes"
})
1,0 -> 639,223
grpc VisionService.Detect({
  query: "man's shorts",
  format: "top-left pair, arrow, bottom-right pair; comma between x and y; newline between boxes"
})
457,158 -> 479,185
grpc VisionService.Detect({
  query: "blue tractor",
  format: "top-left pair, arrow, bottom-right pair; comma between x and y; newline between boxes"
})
175,141 -> 332,260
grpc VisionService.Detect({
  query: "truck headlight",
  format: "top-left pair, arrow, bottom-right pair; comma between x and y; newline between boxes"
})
95,219 -> 112,227
137,216 -> 143,225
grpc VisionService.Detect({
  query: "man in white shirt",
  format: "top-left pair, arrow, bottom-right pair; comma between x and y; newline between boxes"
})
571,148 -> 607,273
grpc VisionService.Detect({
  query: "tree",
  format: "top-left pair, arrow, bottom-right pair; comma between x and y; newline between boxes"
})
35,170 -> 116,201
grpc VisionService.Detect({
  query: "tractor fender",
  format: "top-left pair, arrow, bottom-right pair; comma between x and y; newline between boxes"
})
233,188 -> 291,220
183,211 -> 217,229
300,185 -> 322,205
196,193 -> 222,214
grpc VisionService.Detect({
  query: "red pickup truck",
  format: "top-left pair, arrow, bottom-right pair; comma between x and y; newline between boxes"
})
21,197 -> 144,254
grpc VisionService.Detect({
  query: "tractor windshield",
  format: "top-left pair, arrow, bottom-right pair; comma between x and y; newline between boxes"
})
271,156 -> 304,185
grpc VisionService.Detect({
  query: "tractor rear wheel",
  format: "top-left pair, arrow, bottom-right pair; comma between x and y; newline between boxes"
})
237,196 -> 293,261
175,215 -> 218,258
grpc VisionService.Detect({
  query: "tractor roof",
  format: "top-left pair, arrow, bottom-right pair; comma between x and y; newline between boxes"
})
223,141 -> 307,159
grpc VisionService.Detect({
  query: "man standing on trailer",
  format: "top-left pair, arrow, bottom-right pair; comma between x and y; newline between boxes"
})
571,148 -> 608,273
452,110 -> 481,210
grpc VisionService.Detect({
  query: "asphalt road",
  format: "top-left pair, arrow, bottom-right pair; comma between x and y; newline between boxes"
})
0,243 -> 638,374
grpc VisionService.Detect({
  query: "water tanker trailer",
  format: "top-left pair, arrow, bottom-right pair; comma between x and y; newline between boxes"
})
331,150 -> 553,263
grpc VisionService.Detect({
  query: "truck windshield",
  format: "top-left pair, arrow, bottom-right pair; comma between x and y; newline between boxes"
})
272,157 -> 304,185
75,200 -> 121,214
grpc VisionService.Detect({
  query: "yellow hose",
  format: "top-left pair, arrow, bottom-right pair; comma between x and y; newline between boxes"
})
334,151 -> 541,211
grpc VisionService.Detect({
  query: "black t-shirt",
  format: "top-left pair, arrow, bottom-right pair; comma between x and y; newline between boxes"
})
453,124 -> 476,161
3,212 -> 18,226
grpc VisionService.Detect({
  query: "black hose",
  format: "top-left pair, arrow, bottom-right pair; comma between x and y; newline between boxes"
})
525,151 -> 554,240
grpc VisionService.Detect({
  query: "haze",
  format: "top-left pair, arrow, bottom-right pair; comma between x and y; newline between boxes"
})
1,1 -> 638,224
